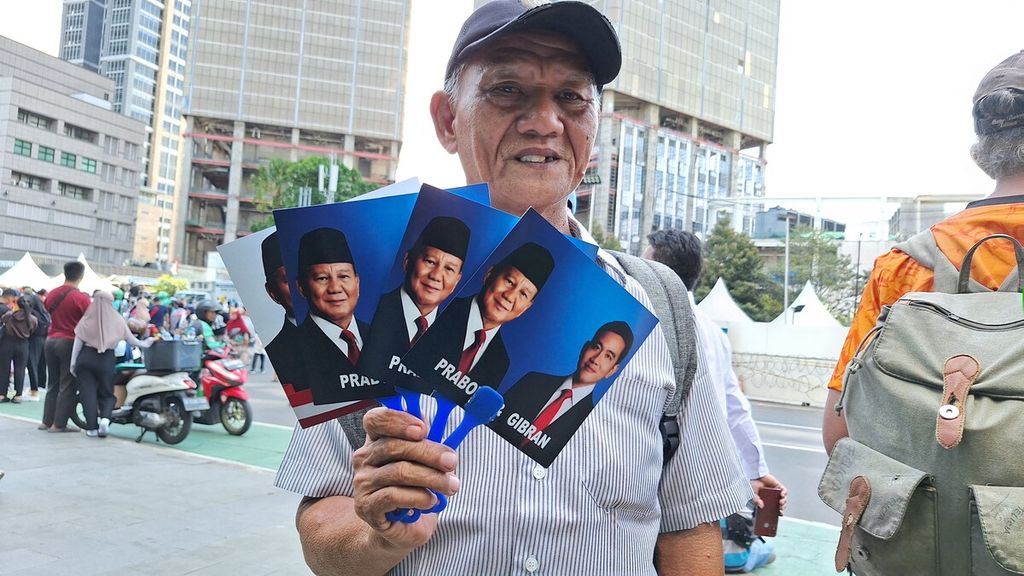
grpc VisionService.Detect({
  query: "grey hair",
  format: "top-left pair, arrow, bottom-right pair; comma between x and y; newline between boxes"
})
970,89 -> 1024,180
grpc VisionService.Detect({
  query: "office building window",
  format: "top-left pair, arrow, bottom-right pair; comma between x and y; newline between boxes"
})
61,151 -> 77,168
64,123 -> 98,144
10,171 -> 48,190
17,109 -> 54,130
58,182 -> 92,200
37,145 -> 55,162
13,139 -> 32,156
81,157 -> 97,173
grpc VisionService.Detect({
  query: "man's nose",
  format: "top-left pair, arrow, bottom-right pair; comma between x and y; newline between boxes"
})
518,95 -> 563,137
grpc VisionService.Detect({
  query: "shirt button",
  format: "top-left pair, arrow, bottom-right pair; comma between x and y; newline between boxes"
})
532,465 -> 547,480
525,556 -> 539,573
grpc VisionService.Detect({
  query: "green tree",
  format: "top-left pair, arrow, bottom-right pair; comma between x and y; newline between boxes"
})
767,226 -> 858,324
589,224 -> 623,251
249,156 -> 378,231
697,218 -> 781,322
153,274 -> 190,296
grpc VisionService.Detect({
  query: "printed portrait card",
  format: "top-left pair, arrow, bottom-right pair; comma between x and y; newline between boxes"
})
361,184 -> 518,401
403,209 -> 658,466
272,189 -> 420,406
219,227 -> 380,427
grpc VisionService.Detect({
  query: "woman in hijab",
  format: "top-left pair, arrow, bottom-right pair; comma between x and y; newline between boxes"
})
71,291 -> 152,437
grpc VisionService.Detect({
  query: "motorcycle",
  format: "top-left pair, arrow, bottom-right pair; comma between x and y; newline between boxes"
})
72,350 -> 210,444
190,344 -> 253,436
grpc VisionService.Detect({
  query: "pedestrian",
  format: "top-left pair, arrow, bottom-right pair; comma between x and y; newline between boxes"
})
226,307 -> 251,364
250,333 -> 266,374
20,287 -> 50,401
70,290 -> 153,437
644,229 -> 787,573
823,50 -> 1024,452
274,2 -> 750,574
127,297 -> 150,337
0,290 -> 38,403
40,261 -> 91,433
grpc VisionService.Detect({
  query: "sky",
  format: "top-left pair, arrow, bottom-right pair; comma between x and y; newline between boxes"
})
4,0 -> 1023,238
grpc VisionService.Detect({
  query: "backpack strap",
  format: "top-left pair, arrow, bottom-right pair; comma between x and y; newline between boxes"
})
610,251 -> 698,465
895,229 -> 1021,293
337,408 -> 371,449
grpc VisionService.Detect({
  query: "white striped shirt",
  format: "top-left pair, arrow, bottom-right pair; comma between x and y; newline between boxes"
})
275,247 -> 751,575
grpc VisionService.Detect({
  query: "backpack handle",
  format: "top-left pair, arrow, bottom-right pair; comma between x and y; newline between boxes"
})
957,234 -> 1024,293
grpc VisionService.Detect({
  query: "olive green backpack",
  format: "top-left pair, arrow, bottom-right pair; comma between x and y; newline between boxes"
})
819,233 -> 1024,575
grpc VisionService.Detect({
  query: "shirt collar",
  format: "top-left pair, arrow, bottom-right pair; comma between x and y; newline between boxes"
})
400,288 -> 438,339
311,314 -> 362,349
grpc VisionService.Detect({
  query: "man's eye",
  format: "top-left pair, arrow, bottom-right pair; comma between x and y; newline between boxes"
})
492,84 -> 521,96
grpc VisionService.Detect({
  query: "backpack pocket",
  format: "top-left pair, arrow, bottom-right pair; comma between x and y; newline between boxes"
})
819,437 -> 937,575
970,485 -> 1024,575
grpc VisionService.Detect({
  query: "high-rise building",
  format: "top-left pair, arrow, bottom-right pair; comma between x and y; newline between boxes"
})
175,0 -> 410,267
0,37 -> 146,269
59,0 -> 192,267
475,0 -> 780,253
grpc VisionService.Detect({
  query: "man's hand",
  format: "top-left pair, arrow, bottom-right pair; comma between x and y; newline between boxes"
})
352,407 -> 461,550
749,474 -> 788,512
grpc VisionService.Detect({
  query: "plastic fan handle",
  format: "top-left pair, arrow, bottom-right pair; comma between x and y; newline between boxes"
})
427,395 -> 458,443
424,387 -> 505,515
378,394 -> 404,412
396,386 -> 422,420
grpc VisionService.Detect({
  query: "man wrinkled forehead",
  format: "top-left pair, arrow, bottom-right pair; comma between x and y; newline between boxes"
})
461,31 -> 597,89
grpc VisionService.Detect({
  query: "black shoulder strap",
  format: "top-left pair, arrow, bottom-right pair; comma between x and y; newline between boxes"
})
46,288 -> 73,316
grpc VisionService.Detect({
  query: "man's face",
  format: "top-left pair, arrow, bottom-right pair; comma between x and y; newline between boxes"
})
299,263 -> 360,328
264,266 -> 294,316
431,31 -> 599,218
575,330 -> 626,386
478,265 -> 537,330
404,246 -> 463,314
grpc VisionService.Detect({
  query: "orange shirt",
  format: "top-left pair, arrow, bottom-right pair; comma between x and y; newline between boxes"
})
828,195 -> 1024,391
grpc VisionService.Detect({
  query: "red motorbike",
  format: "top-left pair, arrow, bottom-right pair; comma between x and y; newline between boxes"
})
191,345 -> 253,435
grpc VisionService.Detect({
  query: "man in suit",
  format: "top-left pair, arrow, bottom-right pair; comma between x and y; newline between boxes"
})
407,241 -> 554,400
362,216 -> 471,385
494,321 -> 633,465
261,231 -> 304,392
293,227 -> 374,405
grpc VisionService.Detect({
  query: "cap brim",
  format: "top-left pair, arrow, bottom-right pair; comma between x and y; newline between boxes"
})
458,2 -> 621,87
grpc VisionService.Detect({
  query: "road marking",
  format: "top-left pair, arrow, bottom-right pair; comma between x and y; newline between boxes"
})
781,516 -> 841,531
762,441 -> 827,454
254,421 -> 295,431
755,420 -> 822,432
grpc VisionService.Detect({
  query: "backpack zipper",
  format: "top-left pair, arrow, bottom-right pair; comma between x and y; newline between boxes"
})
904,300 -> 1024,331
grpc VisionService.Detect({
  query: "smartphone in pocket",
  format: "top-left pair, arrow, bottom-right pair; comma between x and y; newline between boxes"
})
754,487 -> 782,537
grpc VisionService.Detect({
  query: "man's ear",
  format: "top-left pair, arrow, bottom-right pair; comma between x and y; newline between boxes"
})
264,283 -> 283,307
296,279 -> 307,300
430,90 -> 458,154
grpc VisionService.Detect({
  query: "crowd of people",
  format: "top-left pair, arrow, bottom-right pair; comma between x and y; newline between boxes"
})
0,264 -> 261,435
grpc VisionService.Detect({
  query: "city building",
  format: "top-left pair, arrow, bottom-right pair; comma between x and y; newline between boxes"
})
175,0 -> 409,267
59,0 -> 192,267
0,37 -> 146,269
887,194 -> 982,240
753,206 -> 845,239
473,0 -> 780,253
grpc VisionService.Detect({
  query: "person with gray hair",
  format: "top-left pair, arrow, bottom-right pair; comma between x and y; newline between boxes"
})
823,50 -> 1024,452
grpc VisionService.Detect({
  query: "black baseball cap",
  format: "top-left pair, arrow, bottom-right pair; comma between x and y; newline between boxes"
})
972,50 -> 1024,135
446,0 -> 622,89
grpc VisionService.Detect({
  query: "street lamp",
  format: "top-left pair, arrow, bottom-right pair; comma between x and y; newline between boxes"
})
778,211 -> 793,322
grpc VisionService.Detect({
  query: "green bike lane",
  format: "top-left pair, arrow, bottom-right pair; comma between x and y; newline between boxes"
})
0,399 -> 840,575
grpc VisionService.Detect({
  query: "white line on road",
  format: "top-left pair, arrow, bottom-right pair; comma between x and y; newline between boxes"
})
761,441 -> 827,454
754,420 -> 822,432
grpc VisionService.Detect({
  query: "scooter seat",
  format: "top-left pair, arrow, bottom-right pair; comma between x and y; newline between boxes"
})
115,362 -> 146,372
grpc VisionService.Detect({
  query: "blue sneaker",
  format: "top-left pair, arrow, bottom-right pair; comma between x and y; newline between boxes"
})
743,538 -> 776,572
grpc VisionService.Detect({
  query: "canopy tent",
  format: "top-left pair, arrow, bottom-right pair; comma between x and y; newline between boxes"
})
770,280 -> 843,328
48,253 -> 117,294
0,252 -> 53,291
696,277 -> 754,325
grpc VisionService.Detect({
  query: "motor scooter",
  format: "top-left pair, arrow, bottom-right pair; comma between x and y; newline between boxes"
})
72,347 -> 209,444
190,345 -> 253,435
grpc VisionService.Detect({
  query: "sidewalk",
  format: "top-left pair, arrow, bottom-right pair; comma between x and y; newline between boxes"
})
0,399 -> 839,575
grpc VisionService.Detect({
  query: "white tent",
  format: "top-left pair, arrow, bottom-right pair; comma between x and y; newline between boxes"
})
48,253 -> 117,294
770,280 -> 842,327
0,252 -> 53,291
697,277 -> 754,324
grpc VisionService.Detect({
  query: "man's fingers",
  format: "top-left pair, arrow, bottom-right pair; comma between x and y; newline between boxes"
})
363,407 -> 428,442
356,436 -> 459,473
752,494 -> 764,509
357,486 -> 441,529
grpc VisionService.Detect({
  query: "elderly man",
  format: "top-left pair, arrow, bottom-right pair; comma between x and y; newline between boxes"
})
294,227 -> 373,405
362,216 -> 471,381
276,2 -> 749,574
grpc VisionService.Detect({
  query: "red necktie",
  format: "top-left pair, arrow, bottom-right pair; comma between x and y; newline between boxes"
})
410,316 -> 428,348
523,388 -> 573,446
458,329 -> 486,375
340,329 -> 360,366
